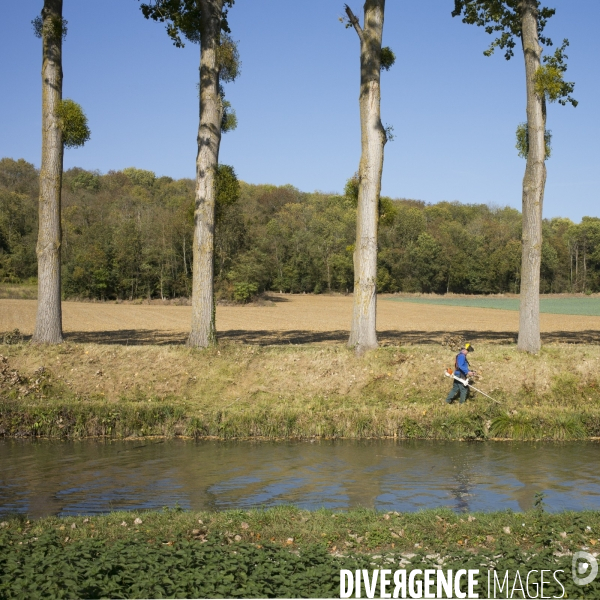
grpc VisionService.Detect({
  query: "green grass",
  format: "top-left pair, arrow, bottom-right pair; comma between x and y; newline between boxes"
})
1,507 -> 599,598
5,505 -> 598,554
387,295 -> 600,316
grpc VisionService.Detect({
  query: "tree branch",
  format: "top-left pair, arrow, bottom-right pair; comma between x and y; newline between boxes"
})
344,4 -> 363,41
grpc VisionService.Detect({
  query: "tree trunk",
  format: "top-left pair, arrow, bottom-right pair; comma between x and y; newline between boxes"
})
33,0 -> 64,344
581,241 -> 587,293
569,241 -> 572,290
346,0 -> 387,355
575,243 -> 578,289
517,0 -> 546,354
188,0 -> 223,347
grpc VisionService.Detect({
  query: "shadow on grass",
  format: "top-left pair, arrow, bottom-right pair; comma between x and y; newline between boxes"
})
49,328 -> 600,346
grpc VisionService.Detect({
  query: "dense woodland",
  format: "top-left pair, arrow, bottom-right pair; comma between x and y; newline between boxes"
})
1,157 -> 598,302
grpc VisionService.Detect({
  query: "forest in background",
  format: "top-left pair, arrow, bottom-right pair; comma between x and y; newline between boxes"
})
1,157 -> 599,302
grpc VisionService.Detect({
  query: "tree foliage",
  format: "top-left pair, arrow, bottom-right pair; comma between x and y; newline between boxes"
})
379,46 -> 396,71
139,0 -> 234,46
343,173 -> 359,206
451,0 -> 576,107
215,164 -> 240,215
451,0 -> 555,60
217,33 -> 240,81
57,99 -> 91,149
122,167 -> 156,188
4,158 -> 599,299
216,33 -> 240,132
515,122 -> 551,159
32,14 -> 67,41
534,39 -> 577,106
219,94 -> 237,133
141,1 -> 240,135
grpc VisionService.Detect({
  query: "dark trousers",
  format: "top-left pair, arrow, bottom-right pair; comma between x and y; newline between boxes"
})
446,379 -> 469,404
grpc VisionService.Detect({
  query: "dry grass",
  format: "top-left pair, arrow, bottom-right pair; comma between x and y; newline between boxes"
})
4,340 -> 600,406
2,343 -> 600,409
2,341 -> 600,440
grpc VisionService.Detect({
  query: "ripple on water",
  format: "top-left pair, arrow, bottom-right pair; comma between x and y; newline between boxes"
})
1,439 -> 599,518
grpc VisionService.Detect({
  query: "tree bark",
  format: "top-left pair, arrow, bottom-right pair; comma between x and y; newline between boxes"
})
188,0 -> 224,347
33,0 -> 64,344
517,0 -> 546,354
346,0 -> 387,355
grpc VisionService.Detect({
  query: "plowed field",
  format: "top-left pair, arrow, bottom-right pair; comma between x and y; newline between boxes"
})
2,295 -> 600,346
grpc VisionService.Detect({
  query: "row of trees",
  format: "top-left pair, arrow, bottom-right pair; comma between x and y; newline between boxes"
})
24,0 -> 577,353
3,158 -> 599,301
30,0 -> 239,347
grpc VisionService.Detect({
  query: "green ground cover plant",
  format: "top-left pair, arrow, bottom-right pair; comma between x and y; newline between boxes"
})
1,507 -> 599,598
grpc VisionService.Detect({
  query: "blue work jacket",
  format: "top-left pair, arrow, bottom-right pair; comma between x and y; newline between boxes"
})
454,352 -> 470,378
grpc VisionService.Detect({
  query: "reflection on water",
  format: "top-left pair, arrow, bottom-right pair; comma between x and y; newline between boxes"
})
1,439 -> 599,518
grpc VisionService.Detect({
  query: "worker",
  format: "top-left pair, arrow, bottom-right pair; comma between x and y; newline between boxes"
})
446,343 -> 476,405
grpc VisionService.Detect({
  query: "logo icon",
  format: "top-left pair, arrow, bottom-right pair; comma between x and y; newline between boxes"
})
572,551 -> 598,586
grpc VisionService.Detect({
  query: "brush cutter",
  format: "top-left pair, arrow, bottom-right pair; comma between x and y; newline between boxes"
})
444,368 -> 502,404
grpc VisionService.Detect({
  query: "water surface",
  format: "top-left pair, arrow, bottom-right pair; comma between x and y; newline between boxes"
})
1,439 -> 599,518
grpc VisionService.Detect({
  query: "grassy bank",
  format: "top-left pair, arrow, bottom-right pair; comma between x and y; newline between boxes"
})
1,507 -> 599,598
2,341 -> 600,440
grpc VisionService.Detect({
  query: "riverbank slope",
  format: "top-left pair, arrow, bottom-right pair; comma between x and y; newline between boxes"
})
2,342 -> 600,440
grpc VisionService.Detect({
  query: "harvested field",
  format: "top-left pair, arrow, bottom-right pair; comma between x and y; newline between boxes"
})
2,294 -> 600,345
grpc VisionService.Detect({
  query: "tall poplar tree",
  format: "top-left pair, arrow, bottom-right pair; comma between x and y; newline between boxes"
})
344,1 -> 394,355
452,0 -> 576,353
32,0 -> 65,344
140,0 -> 238,348
31,2 -> 90,344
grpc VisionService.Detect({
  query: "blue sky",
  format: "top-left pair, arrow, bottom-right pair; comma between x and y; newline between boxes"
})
1,1 -> 598,221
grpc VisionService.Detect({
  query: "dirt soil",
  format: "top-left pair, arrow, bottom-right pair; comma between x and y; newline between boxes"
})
2,294 -> 600,346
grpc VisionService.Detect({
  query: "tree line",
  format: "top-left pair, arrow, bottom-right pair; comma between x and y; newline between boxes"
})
3,157 -> 599,301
